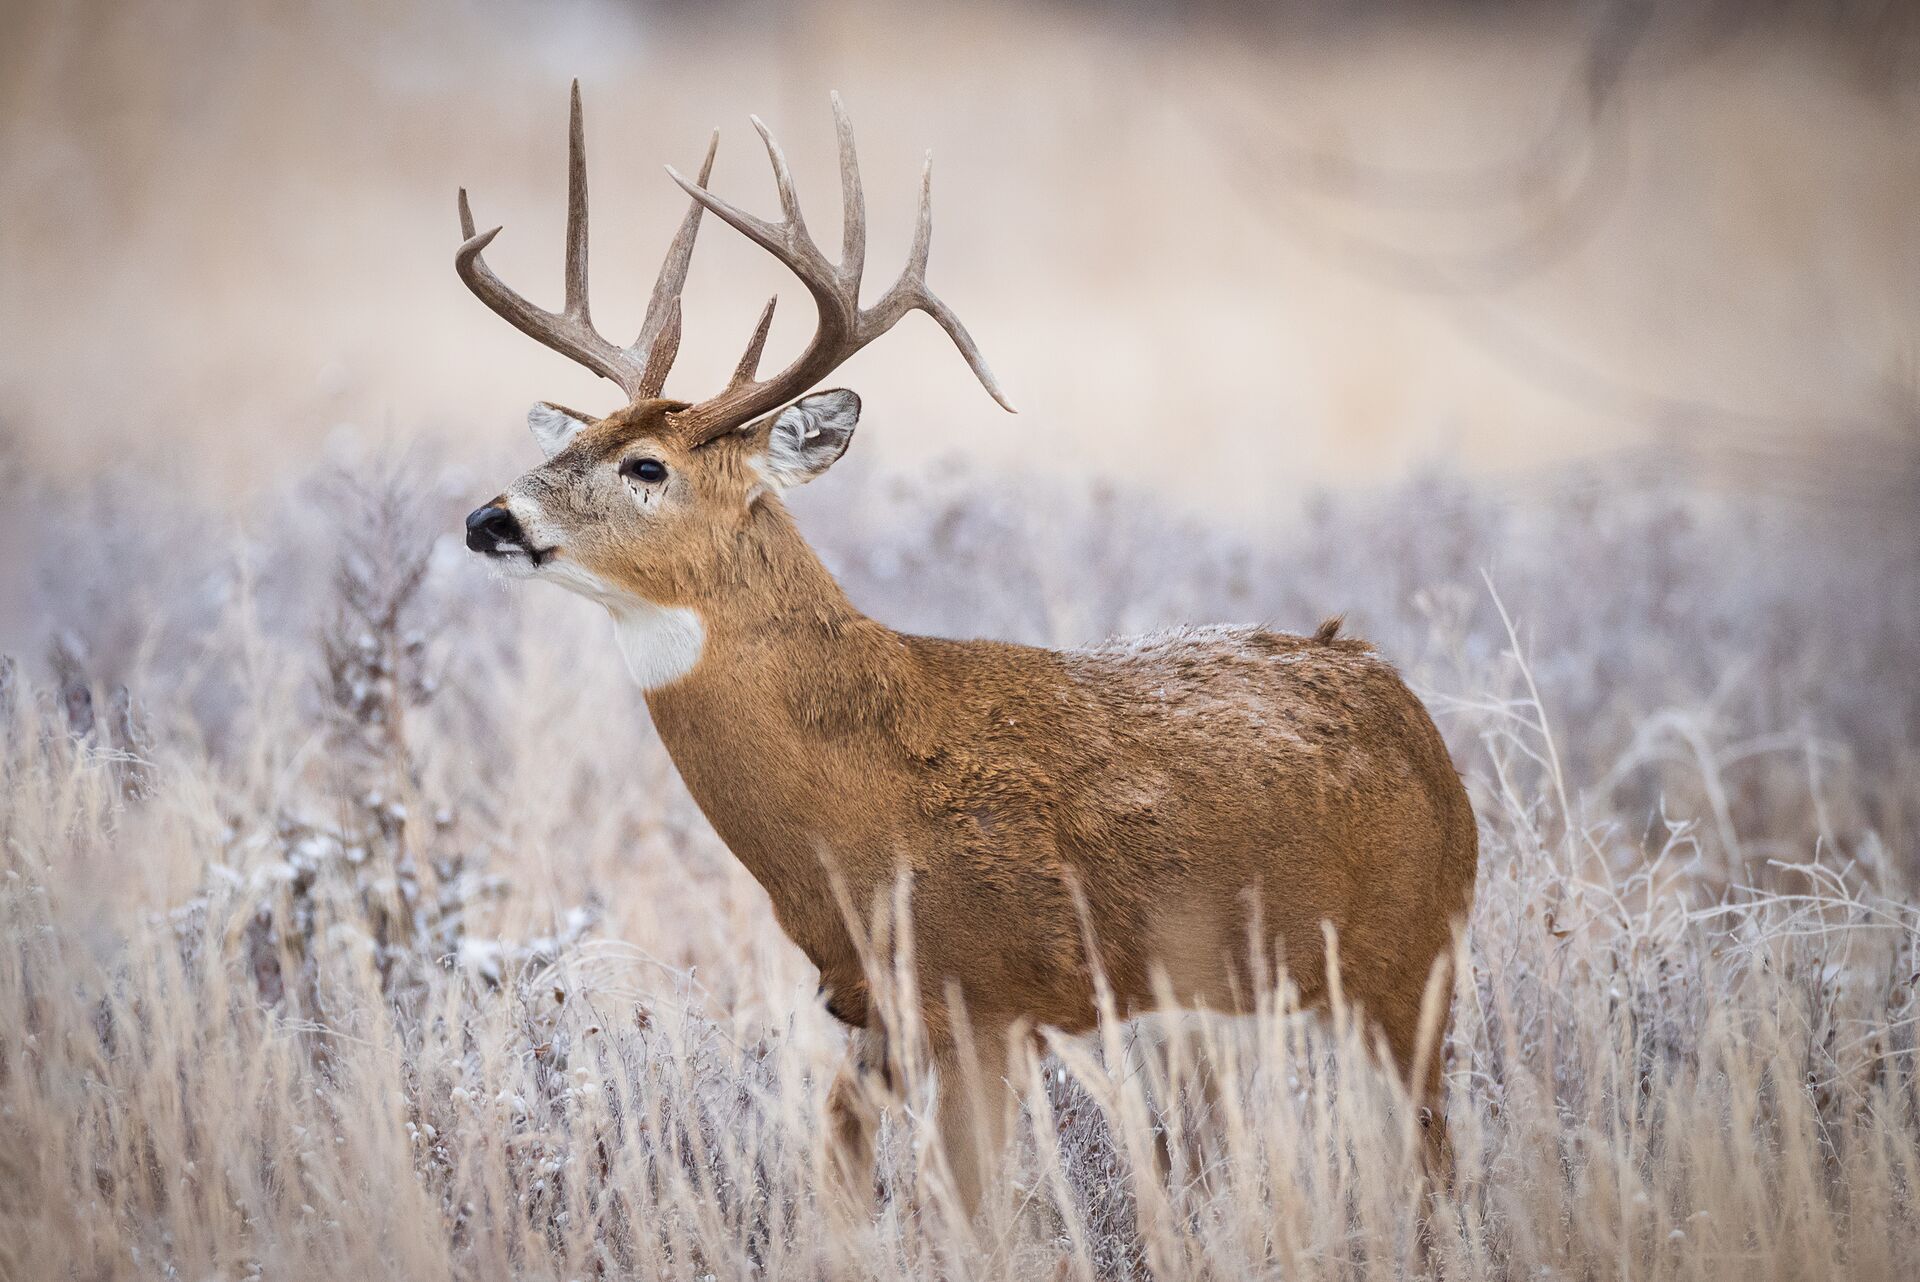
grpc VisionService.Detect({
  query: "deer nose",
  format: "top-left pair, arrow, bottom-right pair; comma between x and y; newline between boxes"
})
465,504 -> 523,553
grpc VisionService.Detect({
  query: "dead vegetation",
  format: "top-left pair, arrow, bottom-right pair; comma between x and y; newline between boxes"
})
2,441 -> 1915,1279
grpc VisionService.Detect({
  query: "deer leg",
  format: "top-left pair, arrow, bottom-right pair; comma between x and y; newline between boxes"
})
824,1030 -> 888,1224
1410,1011 -> 1456,1192
1135,1014 -> 1225,1197
1373,952 -> 1458,1191
1179,1032 -> 1227,1195
933,1025 -> 1011,1223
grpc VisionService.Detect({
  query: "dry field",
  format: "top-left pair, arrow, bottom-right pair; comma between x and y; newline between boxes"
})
4,2 -> 1920,1279
3,437 -> 1917,1279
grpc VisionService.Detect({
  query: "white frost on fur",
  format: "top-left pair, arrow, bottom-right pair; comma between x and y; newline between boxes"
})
609,601 -> 705,689
1078,623 -> 1267,662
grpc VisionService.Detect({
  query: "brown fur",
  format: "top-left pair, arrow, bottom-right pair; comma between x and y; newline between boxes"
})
492,400 -> 1479,1214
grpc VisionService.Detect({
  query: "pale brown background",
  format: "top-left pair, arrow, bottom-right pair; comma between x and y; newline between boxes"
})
4,0 -> 1915,517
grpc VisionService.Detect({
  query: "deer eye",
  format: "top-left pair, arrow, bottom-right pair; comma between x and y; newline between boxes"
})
621,458 -> 667,484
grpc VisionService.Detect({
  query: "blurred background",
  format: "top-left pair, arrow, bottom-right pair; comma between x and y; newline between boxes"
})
5,0 -> 1917,498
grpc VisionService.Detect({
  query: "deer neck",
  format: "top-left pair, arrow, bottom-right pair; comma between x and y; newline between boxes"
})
633,499 -> 923,924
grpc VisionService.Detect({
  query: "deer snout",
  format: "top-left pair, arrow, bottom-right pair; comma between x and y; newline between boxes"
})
465,503 -> 524,555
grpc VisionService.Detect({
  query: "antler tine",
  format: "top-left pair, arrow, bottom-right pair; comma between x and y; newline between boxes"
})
905,152 -> 933,281
563,81 -> 591,323
917,292 -> 1014,413
751,115 -> 810,240
731,297 -> 778,389
860,154 -> 935,332
832,91 -> 866,298
631,130 -> 719,396
861,154 -> 1014,412
639,296 -> 683,398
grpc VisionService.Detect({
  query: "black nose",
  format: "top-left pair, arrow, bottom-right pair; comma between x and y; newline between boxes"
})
465,504 -> 522,553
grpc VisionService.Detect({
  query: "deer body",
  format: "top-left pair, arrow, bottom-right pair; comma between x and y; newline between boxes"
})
456,86 -> 1477,1217
646,493 -> 1473,1047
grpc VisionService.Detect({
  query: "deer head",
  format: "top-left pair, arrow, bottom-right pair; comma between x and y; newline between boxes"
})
459,84 -> 1011,681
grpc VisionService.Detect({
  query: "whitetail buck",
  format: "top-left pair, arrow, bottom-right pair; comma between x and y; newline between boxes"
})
458,84 -> 1477,1216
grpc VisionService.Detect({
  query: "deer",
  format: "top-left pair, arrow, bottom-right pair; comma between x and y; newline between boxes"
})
456,83 -> 1478,1219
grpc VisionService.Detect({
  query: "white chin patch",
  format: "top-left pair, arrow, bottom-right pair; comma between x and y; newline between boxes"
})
535,556 -> 621,600
483,550 -> 540,581
609,601 -> 705,689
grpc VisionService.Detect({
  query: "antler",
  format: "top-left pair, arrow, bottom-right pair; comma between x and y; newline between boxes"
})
455,81 -> 717,401
664,93 -> 1013,443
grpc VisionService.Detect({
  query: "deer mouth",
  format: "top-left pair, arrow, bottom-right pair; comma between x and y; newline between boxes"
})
473,542 -> 558,586
481,542 -> 556,569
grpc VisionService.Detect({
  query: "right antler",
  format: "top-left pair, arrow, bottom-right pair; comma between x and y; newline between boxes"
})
456,81 -> 717,401
664,93 -> 1014,445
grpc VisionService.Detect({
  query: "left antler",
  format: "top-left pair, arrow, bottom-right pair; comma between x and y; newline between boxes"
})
455,81 -> 717,400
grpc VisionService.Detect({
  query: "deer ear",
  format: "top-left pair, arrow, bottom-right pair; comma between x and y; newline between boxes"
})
528,402 -> 592,458
754,389 -> 860,490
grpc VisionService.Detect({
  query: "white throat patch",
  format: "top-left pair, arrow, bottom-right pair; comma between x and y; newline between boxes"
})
608,600 -> 706,690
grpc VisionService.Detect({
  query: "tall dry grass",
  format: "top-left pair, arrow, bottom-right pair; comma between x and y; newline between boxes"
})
2,437 -> 1916,1279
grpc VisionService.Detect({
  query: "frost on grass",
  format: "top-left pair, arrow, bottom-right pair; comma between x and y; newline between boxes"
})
1,446 -> 1917,1279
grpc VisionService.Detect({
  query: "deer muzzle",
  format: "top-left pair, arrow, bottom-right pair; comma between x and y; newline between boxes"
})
465,503 -> 525,556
